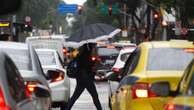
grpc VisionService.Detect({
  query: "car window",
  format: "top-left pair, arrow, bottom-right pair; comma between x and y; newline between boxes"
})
32,48 -> 48,78
97,47 -> 119,56
36,51 -> 56,65
187,61 -> 194,95
28,39 -> 64,59
123,48 -> 141,75
148,48 -> 193,71
2,48 -> 32,70
5,56 -> 27,102
120,53 -> 130,62
29,39 -> 62,50
118,76 -> 139,88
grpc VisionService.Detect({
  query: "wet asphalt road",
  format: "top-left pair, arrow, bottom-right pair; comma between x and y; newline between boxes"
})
52,79 -> 109,110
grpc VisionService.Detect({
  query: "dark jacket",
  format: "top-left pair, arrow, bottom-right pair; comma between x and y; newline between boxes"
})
76,43 -> 96,82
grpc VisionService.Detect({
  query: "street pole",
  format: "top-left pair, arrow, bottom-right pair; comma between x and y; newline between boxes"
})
12,15 -> 17,41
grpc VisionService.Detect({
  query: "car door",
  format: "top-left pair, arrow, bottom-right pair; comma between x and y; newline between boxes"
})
4,56 -> 36,110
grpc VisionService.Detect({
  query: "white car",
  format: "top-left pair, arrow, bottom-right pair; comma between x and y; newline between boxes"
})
111,47 -> 136,75
26,36 -> 65,63
35,49 -> 70,110
107,47 -> 136,109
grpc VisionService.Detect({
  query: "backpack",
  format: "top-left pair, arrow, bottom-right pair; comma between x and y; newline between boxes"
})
66,58 -> 79,78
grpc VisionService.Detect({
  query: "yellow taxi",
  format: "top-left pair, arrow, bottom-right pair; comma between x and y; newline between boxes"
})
111,40 -> 194,110
163,58 -> 194,110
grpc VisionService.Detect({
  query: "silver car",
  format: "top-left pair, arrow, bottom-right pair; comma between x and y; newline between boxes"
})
0,51 -> 36,110
0,41 -> 52,110
35,49 -> 70,110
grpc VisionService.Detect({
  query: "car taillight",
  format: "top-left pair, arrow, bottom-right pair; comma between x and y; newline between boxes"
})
165,104 -> 192,110
165,104 -> 175,110
131,83 -> 157,99
26,82 -> 38,97
91,56 -> 97,62
51,73 -> 64,83
63,48 -> 67,55
112,68 -> 121,73
0,87 -> 11,110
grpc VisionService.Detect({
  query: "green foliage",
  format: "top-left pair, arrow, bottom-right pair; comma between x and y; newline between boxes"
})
146,0 -> 194,19
71,0 -> 121,32
13,0 -> 67,29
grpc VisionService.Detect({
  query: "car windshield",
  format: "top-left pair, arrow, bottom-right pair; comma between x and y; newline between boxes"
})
148,48 -> 193,71
97,47 -> 119,56
29,39 -> 62,51
1,49 -> 32,70
36,51 -> 56,66
28,39 -> 64,60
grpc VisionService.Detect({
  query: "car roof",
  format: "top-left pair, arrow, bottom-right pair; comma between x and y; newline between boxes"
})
35,48 -> 57,53
139,40 -> 194,49
0,41 -> 27,50
26,35 -> 65,42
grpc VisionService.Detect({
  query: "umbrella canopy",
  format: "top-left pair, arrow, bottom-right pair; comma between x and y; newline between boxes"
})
67,23 -> 121,43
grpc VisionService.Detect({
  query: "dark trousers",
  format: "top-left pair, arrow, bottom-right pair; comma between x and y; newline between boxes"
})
65,80 -> 102,110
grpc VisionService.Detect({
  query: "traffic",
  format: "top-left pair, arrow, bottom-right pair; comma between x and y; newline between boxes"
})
0,0 -> 194,110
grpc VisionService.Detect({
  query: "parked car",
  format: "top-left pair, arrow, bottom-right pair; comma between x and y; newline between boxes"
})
110,40 -> 194,110
151,58 -> 194,110
0,41 -> 52,110
35,49 -> 70,109
0,51 -> 37,110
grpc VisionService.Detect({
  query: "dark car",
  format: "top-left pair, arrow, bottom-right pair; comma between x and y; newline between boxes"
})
94,45 -> 121,81
0,51 -> 37,110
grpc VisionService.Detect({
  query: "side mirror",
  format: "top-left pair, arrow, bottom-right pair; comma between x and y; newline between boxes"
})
150,81 -> 170,97
34,85 -> 50,98
46,70 -> 61,79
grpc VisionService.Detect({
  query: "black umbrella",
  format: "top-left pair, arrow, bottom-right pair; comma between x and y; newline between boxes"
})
67,23 -> 121,43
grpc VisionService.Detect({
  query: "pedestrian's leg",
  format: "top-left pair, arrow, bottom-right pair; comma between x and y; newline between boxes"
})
66,84 -> 85,110
86,82 -> 102,110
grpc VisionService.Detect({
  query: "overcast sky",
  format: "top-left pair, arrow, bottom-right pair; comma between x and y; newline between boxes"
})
63,0 -> 87,5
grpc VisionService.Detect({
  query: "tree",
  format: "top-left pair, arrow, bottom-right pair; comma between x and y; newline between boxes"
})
147,0 -> 194,40
1,0 -> 68,30
71,0 -> 121,33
